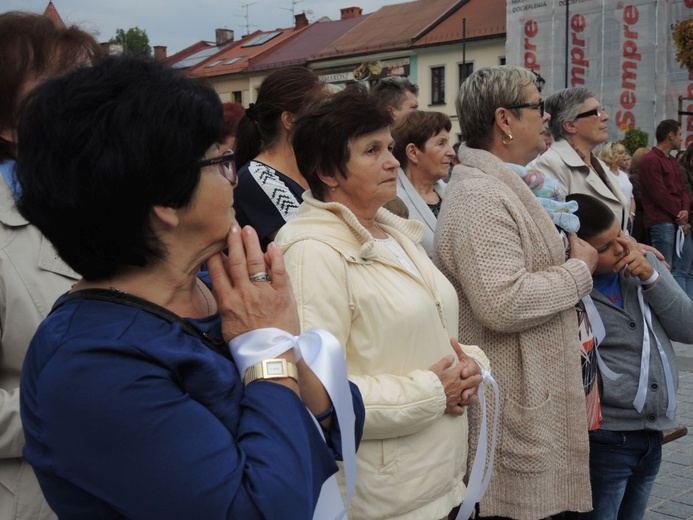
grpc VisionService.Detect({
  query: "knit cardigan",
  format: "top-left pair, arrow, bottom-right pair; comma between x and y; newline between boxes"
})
434,146 -> 593,519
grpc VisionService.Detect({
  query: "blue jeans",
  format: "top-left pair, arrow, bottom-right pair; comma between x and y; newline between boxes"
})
577,429 -> 663,520
649,222 -> 693,298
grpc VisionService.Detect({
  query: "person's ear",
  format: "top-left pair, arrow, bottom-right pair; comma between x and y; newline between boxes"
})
0,128 -> 16,144
405,143 -> 419,164
494,107 -> 512,135
562,119 -> 578,136
316,170 -> 339,191
151,205 -> 180,229
280,111 -> 294,131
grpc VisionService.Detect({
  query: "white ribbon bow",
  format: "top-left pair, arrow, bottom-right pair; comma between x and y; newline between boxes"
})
455,368 -> 499,520
676,225 -> 685,259
229,328 -> 356,520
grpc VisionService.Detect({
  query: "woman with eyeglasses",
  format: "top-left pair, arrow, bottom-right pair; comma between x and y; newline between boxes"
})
15,55 -> 364,519
534,88 -> 630,232
434,66 -> 598,519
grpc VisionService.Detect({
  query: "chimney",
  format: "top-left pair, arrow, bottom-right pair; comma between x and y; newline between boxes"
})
294,12 -> 309,28
100,42 -> 123,56
153,45 -> 167,60
215,28 -> 234,46
340,7 -> 363,19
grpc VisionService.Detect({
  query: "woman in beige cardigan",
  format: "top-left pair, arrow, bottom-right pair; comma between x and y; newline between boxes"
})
434,66 -> 598,519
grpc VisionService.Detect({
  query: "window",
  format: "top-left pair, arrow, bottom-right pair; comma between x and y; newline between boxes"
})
431,66 -> 445,105
499,56 -> 506,65
241,31 -> 281,48
459,62 -> 473,86
233,91 -> 242,103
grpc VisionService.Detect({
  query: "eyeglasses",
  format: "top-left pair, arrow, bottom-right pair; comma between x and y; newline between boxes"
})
503,100 -> 545,118
198,151 -> 237,186
574,107 -> 604,120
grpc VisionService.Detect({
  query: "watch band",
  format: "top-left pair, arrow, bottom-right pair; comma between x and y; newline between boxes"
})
244,358 -> 298,385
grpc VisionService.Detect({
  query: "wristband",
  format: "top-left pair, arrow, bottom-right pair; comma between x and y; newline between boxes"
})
314,405 -> 335,422
639,270 -> 659,286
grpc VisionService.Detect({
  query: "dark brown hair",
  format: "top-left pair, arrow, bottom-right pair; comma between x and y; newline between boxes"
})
0,12 -> 101,160
234,66 -> 324,168
391,110 -> 451,170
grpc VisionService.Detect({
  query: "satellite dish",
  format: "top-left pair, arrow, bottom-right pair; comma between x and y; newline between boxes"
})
305,9 -> 314,20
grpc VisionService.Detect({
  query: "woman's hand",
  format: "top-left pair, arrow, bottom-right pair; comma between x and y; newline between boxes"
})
429,339 -> 483,416
208,226 -> 300,342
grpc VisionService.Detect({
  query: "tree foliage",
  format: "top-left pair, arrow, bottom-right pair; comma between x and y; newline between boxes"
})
109,27 -> 152,56
673,17 -> 693,72
621,128 -> 649,156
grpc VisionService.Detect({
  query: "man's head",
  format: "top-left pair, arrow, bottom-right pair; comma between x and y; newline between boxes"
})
372,76 -> 419,120
655,119 -> 682,150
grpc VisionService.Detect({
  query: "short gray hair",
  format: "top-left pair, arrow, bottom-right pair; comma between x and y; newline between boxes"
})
455,66 -> 536,150
545,87 -> 596,141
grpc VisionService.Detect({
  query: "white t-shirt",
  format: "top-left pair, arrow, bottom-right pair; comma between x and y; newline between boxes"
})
609,169 -> 633,210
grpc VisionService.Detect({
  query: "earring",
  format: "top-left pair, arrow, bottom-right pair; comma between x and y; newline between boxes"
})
331,186 -> 337,192
502,133 -> 514,145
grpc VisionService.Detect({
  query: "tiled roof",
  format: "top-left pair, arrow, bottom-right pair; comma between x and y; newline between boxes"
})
312,0 -> 462,60
414,0 -> 505,46
43,1 -> 66,29
188,26 -> 307,78
246,14 -> 369,72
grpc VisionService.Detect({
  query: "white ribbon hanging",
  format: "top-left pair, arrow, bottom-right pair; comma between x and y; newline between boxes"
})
582,296 -> 623,382
455,368 -> 500,520
633,288 -> 677,420
676,225 -> 685,259
229,327 -> 356,520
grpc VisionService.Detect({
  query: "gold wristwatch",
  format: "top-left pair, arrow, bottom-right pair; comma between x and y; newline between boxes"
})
244,359 -> 298,385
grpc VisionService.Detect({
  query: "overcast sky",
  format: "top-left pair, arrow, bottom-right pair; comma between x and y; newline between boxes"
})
9,0 -> 402,55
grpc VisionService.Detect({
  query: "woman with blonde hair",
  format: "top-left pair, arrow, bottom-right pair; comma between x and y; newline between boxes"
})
599,141 -> 635,227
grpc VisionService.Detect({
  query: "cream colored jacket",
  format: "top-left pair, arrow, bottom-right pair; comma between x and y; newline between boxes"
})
534,138 -> 630,231
0,173 -> 78,520
276,193 -> 490,520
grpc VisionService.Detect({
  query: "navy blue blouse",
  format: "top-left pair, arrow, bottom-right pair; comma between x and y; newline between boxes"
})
21,295 -> 364,519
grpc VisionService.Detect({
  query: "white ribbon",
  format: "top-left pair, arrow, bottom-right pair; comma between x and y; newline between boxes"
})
455,368 -> 500,520
229,327 -> 356,519
676,225 -> 685,259
582,296 -> 623,382
633,288 -> 677,420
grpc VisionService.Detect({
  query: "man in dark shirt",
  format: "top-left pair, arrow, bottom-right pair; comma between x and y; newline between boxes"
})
639,119 -> 691,293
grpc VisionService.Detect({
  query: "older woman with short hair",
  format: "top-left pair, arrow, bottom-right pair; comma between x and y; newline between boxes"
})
391,110 -> 455,257
434,66 -> 597,519
535,87 -> 629,231
16,55 -> 364,519
275,84 -> 488,520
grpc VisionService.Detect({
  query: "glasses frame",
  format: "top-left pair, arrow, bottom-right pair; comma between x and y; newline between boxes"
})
574,107 -> 603,120
503,100 -> 545,118
198,151 -> 237,186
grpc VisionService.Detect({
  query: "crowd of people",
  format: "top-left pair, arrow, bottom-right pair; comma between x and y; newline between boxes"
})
1,10 -> 692,520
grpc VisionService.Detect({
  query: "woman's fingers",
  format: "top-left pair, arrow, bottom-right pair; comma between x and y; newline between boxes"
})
225,225 -> 250,286
265,242 -> 291,293
242,227 -> 269,281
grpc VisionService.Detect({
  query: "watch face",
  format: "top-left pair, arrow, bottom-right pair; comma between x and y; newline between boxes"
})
266,360 -> 285,376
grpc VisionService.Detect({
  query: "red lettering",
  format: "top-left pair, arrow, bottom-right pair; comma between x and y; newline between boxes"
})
620,90 -> 636,110
570,13 -> 586,32
616,110 -> 635,129
523,19 -> 540,71
619,5 -> 640,131
569,14 -> 588,86
685,0 -> 693,8
624,6 -> 639,25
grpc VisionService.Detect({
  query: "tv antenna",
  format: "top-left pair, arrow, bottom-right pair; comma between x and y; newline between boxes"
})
278,0 -> 304,24
238,3 -> 257,35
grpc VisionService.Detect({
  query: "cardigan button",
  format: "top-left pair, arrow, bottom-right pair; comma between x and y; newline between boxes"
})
647,414 -> 656,422
651,383 -> 659,391
628,321 -> 637,330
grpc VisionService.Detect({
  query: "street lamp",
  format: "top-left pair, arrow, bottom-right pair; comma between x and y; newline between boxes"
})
533,70 -> 546,93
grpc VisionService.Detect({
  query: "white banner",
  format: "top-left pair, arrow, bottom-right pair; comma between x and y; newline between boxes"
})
507,0 -> 691,145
